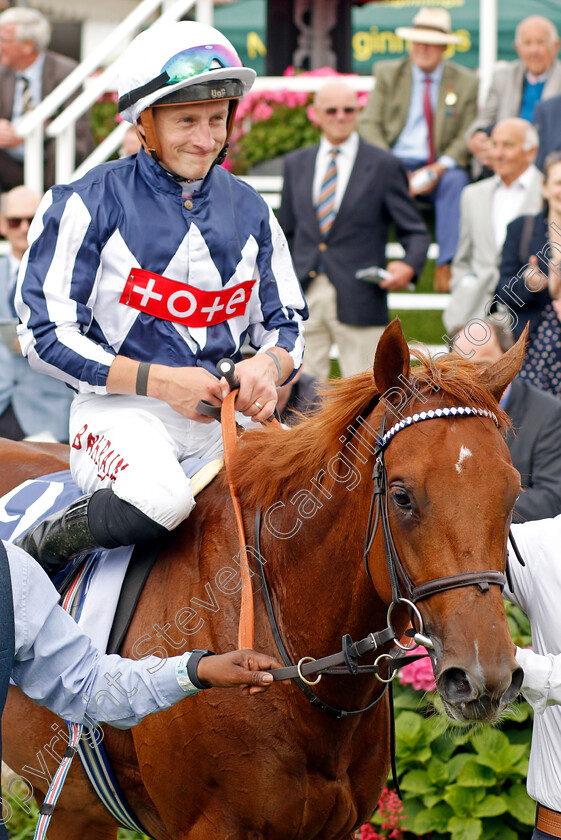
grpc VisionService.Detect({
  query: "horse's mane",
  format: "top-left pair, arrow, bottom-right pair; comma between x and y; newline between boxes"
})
228,348 -> 510,509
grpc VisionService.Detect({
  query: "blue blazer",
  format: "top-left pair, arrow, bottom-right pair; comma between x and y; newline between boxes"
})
277,139 -> 430,327
495,211 -> 552,341
534,93 -> 561,171
0,256 -> 73,440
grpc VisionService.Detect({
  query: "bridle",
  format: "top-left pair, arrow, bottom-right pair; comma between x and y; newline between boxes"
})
363,406 -> 509,606
259,403 -> 523,720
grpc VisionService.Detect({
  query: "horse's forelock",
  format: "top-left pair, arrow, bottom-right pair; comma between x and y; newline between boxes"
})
408,348 -> 511,433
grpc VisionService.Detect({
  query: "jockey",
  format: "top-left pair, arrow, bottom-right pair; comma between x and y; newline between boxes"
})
14,21 -> 306,574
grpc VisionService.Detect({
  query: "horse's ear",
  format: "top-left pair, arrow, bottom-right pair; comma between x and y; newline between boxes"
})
373,317 -> 410,394
478,324 -> 528,401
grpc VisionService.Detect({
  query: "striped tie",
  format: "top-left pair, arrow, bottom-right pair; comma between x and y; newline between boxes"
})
316,149 -> 339,237
18,76 -> 33,116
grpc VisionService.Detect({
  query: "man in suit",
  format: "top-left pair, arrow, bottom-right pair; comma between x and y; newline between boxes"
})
534,92 -> 561,170
466,16 -> 561,175
278,80 -> 430,381
0,185 -> 73,440
358,7 -> 478,292
444,119 -> 543,334
0,7 -> 94,191
452,320 -> 561,522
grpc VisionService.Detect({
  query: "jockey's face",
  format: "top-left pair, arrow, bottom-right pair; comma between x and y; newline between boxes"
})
152,100 -> 229,180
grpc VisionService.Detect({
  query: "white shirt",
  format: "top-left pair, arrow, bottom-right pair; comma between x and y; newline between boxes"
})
313,131 -> 359,214
492,166 -> 536,249
506,516 -> 561,811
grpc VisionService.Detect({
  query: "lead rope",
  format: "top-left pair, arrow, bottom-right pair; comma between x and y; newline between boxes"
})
33,723 -> 83,840
221,389 -> 255,649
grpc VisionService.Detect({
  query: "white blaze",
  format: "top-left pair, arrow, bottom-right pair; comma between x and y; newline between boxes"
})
455,446 -> 472,473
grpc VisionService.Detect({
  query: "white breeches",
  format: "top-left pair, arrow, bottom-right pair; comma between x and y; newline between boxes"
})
69,393 -> 252,531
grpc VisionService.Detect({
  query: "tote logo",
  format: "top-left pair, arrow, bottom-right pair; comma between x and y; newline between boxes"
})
120,269 -> 256,328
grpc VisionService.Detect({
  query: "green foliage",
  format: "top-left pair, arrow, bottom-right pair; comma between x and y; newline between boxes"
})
229,99 -> 320,174
90,94 -> 119,147
368,635 -> 535,840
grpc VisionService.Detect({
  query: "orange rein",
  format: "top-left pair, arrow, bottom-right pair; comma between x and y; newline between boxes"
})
221,390 -> 281,649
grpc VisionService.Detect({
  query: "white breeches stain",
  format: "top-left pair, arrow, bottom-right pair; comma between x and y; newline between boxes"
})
455,446 -> 472,473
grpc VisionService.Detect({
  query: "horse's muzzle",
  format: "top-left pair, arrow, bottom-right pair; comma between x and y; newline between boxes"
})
436,663 -> 524,722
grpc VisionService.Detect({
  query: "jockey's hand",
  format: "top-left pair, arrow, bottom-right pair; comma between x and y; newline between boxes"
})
151,365 -> 226,423
197,649 -> 287,695
224,353 -> 280,423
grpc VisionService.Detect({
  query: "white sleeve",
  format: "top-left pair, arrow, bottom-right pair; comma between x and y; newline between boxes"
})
516,646 -> 561,714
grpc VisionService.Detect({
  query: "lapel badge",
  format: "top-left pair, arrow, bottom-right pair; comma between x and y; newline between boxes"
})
444,86 -> 458,107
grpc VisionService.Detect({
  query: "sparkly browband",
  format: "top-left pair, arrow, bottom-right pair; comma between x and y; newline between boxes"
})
378,406 -> 500,451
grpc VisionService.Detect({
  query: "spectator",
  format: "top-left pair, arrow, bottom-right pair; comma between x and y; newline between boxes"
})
0,185 -> 73,441
496,150 -> 561,396
119,124 -> 142,158
0,7 -> 94,191
358,6 -> 477,292
466,16 -> 561,175
276,366 -> 320,426
444,118 -> 543,333
278,80 -> 429,381
451,319 -> 561,522
14,21 -> 305,576
534,92 -> 561,171
504,516 -> 561,839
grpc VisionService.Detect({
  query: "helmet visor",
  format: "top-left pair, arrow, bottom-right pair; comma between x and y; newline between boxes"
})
119,43 -> 242,114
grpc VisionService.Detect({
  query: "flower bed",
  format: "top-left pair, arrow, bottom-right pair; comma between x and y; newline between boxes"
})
357,604 -> 535,840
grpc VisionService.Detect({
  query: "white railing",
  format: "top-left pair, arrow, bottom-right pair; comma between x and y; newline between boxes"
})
18,0 -> 214,191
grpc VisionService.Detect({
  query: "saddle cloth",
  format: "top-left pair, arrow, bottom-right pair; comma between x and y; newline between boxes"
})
0,458 -> 223,652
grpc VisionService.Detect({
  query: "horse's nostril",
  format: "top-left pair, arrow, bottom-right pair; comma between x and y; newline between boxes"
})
438,667 -> 478,703
501,666 -> 524,705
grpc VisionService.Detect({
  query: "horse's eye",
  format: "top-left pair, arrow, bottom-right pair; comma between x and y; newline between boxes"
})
390,487 -> 412,509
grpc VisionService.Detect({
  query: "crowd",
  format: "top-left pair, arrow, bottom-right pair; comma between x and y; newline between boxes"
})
2,6 -> 561,840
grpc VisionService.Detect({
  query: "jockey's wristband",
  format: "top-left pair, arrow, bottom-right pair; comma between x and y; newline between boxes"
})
136,362 -> 151,396
265,350 -> 282,384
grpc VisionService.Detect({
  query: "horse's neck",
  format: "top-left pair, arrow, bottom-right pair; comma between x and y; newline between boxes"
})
259,478 -> 386,654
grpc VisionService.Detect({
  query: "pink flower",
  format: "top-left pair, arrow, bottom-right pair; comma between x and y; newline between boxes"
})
360,825 -> 382,840
398,646 -> 436,692
252,102 -> 274,122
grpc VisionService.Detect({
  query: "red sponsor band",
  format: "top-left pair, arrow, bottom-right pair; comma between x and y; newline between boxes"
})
120,268 -> 256,328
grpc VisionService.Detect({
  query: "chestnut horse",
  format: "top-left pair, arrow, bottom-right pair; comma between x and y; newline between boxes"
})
2,320 -> 524,840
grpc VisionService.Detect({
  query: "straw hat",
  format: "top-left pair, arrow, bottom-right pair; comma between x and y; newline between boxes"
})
396,7 -> 462,46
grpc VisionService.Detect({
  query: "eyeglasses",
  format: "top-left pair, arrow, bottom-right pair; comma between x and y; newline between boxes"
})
5,216 -> 33,229
119,44 -> 242,112
321,107 -> 358,117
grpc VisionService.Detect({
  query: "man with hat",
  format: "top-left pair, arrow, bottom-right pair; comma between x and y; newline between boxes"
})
358,6 -> 478,292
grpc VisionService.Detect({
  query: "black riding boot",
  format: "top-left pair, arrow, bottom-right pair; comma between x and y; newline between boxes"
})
16,488 -> 169,576
15,495 -> 99,576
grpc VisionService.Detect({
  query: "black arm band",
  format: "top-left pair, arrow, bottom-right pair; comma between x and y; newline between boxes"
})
136,362 -> 151,396
187,649 -> 216,690
265,350 -> 282,383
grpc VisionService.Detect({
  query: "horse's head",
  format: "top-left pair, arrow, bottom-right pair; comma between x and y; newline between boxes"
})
370,319 -> 524,723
